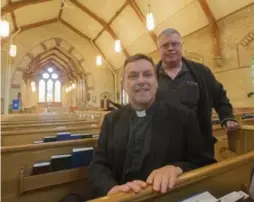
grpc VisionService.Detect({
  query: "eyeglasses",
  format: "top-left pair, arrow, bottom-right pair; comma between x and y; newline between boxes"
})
160,42 -> 182,49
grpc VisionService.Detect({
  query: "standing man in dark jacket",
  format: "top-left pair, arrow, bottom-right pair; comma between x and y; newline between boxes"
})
156,28 -> 240,157
87,54 -> 215,199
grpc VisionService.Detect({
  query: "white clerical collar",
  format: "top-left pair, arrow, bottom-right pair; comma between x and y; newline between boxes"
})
136,110 -> 146,117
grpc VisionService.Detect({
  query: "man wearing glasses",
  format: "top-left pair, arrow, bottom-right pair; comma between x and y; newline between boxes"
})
156,28 -> 239,158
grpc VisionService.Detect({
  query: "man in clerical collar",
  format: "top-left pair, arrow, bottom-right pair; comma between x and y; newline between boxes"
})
88,54 -> 216,199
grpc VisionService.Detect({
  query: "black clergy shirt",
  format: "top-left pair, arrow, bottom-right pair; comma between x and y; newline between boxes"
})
123,102 -> 157,181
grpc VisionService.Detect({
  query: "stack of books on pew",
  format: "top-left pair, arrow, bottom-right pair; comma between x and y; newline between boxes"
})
242,114 -> 254,119
31,147 -> 94,175
181,191 -> 254,202
33,132 -> 98,144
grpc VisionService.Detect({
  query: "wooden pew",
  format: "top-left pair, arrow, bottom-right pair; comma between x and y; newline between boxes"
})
228,125 -> 254,155
242,118 -> 254,125
1,120 -> 99,131
1,125 -> 100,146
88,151 -> 254,202
1,113 -> 76,121
213,126 -> 237,161
1,138 -> 97,202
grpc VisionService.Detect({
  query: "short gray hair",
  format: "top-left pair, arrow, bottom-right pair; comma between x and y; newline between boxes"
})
157,28 -> 181,40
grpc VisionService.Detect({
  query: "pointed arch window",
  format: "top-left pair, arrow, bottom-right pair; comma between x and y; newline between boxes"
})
55,80 -> 61,102
39,80 -> 45,102
38,67 -> 62,103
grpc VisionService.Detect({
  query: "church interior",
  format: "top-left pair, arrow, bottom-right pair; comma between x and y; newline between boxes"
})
1,0 -> 254,201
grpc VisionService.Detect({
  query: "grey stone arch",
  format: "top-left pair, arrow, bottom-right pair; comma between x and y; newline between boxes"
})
11,37 -> 95,102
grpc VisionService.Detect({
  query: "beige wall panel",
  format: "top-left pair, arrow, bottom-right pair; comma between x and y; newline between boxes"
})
93,67 -> 115,100
215,68 -> 254,107
155,0 -> 208,37
135,0 -> 194,27
1,52 -> 8,100
61,3 -> 103,39
77,0 -> 126,22
86,74 -> 93,87
207,0 -> 254,20
111,5 -> 147,46
126,33 -> 156,55
12,71 -> 22,85
238,42 -> 254,68
14,1 -> 60,26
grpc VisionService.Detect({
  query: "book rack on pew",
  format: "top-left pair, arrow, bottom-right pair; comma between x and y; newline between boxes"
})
1,138 -> 98,202
19,166 -> 88,195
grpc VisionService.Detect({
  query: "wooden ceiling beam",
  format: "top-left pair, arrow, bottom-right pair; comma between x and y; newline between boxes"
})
198,0 -> 222,61
69,0 -> 129,57
2,0 -> 52,16
126,0 -> 157,45
10,11 -> 18,30
20,18 -> 58,31
59,18 -> 91,41
58,2 -> 64,19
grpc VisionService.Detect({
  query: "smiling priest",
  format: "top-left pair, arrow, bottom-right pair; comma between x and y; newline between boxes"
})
83,53 -> 216,200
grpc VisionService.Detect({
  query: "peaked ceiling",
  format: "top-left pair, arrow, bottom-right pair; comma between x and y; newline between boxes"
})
1,0 -> 253,70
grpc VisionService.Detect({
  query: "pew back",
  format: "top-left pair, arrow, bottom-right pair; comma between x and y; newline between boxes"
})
1,120 -> 99,131
1,125 -> 100,146
1,139 -> 97,202
228,125 -> 254,155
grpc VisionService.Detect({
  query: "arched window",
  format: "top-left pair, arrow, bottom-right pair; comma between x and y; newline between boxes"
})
47,79 -> 53,102
55,80 -> 61,102
39,80 -> 45,102
38,67 -> 61,103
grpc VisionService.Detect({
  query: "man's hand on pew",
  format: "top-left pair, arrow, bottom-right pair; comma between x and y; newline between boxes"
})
224,120 -> 240,132
107,180 -> 147,195
146,165 -> 183,193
